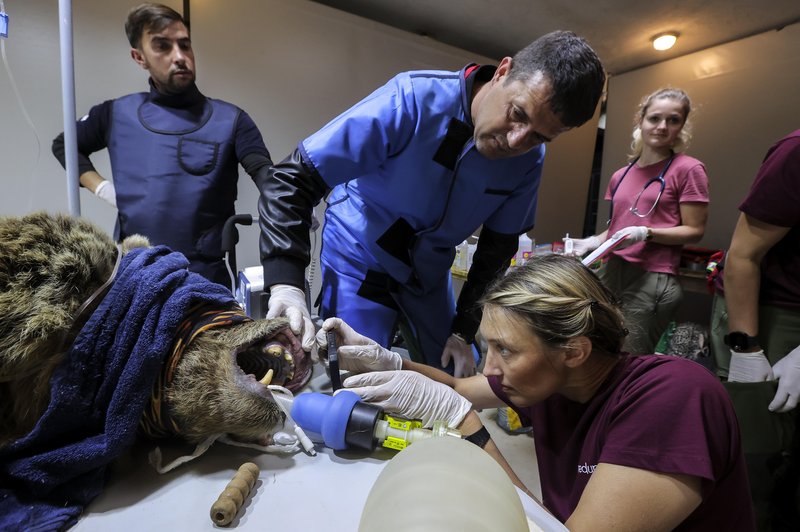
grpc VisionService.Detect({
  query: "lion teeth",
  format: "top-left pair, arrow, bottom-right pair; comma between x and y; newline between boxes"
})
266,346 -> 283,357
259,369 -> 274,386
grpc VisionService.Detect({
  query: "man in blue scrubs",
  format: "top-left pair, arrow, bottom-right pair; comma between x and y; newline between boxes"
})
53,3 -> 272,288
259,31 -> 605,374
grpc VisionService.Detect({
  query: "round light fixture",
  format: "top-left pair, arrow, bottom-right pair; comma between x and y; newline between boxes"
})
652,32 -> 678,51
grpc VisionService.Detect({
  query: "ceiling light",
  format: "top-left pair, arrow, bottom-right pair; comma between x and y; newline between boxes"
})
652,32 -> 678,51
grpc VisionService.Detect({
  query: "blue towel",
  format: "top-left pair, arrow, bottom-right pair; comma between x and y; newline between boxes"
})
0,246 -> 236,531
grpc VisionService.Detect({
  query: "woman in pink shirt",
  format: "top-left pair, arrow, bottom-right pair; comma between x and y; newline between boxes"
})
572,88 -> 709,354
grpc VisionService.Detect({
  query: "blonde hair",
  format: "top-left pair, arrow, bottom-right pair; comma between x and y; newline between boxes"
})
481,254 -> 627,356
629,87 -> 693,161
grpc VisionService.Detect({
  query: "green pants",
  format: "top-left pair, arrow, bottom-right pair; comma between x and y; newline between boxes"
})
710,294 -> 800,530
597,256 -> 682,354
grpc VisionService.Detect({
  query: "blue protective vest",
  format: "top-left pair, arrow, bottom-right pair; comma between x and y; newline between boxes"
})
107,93 -> 240,271
302,67 -> 545,294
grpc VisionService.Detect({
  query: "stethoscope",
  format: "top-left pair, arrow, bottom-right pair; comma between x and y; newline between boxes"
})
608,151 -> 675,223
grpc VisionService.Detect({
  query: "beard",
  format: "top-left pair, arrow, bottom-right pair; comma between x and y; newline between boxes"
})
160,69 -> 196,94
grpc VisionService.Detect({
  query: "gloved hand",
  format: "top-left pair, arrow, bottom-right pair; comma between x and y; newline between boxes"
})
266,284 -> 315,352
315,317 -> 402,373
611,226 -> 649,249
94,180 -> 117,208
769,345 -> 800,413
342,370 -> 472,429
568,235 -> 602,257
728,349 -> 774,382
441,334 -> 476,377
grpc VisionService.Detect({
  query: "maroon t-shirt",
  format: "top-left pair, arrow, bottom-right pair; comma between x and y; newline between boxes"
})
488,355 -> 755,530
738,130 -> 800,309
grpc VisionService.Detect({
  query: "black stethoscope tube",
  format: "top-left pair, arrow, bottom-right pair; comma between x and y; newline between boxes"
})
608,151 -> 675,224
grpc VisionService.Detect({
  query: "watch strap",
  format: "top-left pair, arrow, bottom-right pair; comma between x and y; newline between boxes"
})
724,331 -> 760,352
463,426 -> 491,449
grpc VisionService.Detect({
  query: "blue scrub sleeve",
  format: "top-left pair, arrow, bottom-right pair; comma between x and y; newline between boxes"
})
300,74 -> 419,188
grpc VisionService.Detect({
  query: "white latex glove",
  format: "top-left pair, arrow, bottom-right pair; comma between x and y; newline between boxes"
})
769,345 -> 800,413
611,226 -> 649,249
728,349 -> 774,383
568,235 -> 602,257
441,334 -> 476,377
315,317 -> 402,373
342,370 -> 472,429
94,180 -> 117,208
266,284 -> 315,352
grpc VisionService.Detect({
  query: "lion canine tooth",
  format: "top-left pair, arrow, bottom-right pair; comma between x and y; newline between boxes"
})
266,346 -> 283,357
259,369 -> 274,386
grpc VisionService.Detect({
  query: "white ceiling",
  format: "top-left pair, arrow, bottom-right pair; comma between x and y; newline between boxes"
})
310,0 -> 800,75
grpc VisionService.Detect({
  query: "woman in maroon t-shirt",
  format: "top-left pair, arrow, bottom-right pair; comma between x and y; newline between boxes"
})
323,254 -> 754,531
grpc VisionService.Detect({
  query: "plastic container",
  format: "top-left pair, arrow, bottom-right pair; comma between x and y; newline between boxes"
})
496,406 -> 532,434
452,240 -> 469,274
563,233 -> 574,256
467,242 -> 477,270
513,233 -> 533,266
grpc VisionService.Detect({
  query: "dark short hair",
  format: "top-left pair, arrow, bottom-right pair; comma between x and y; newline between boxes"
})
508,31 -> 606,128
125,3 -> 185,49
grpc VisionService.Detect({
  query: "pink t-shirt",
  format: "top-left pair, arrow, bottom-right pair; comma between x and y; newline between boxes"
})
604,153 -> 709,275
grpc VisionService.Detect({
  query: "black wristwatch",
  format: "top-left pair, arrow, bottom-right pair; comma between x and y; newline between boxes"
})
724,331 -> 760,352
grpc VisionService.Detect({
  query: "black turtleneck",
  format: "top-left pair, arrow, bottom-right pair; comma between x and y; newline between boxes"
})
147,78 -> 205,110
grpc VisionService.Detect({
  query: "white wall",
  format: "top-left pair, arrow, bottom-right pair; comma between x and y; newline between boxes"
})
0,0 -> 598,295
599,22 -> 800,249
0,0 -> 183,231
